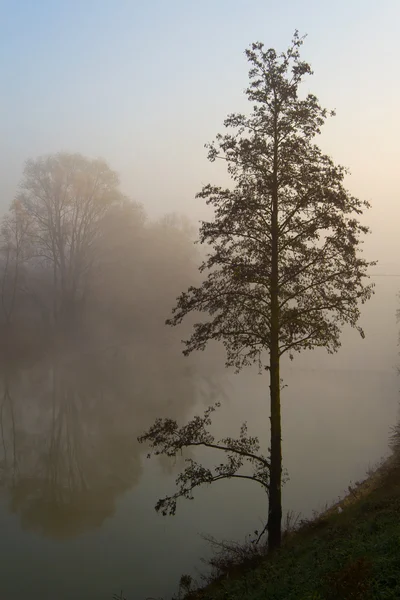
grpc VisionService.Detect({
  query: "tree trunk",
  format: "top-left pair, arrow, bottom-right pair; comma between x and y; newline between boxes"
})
268,101 -> 282,552
268,332 -> 282,551
268,257 -> 282,549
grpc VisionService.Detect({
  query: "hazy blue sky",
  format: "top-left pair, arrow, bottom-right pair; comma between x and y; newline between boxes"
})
1,0 -> 399,264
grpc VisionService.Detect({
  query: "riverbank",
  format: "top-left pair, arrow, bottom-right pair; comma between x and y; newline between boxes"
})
177,434 -> 400,600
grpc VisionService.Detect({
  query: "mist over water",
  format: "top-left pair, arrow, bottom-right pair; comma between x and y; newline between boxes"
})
0,275 -> 397,599
0,339 -> 223,598
0,134 -> 397,600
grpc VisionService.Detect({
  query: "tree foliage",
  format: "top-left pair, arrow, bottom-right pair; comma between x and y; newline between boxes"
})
168,32 -> 374,370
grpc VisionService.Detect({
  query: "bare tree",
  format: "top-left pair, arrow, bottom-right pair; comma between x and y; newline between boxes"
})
17,153 -> 123,326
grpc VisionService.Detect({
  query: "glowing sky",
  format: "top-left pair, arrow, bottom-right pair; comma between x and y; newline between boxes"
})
1,0 -> 398,264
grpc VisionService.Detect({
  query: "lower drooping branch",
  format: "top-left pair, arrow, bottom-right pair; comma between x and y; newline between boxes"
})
138,402 -> 271,516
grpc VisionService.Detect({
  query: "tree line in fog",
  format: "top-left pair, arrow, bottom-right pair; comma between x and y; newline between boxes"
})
0,152 -> 198,360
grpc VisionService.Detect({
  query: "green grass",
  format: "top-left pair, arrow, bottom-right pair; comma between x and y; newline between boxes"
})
183,455 -> 400,600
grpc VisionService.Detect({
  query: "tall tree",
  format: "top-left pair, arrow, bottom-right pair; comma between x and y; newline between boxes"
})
17,153 -> 123,326
166,32 -> 375,550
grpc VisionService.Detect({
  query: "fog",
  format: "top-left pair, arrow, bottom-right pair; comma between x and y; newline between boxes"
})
0,285 -> 397,597
1,1 -> 399,598
0,155 -> 397,597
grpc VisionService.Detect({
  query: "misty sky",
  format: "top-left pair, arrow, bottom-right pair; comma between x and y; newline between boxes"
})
1,0 -> 399,267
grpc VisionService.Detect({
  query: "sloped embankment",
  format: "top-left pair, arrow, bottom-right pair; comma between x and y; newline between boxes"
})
181,431 -> 400,600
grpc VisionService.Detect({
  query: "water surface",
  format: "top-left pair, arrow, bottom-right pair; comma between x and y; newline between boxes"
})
0,278 -> 398,599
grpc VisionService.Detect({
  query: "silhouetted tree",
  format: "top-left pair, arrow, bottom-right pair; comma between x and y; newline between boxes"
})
148,32 -> 375,551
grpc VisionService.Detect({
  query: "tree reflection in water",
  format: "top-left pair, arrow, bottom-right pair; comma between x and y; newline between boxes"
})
0,344 -> 223,539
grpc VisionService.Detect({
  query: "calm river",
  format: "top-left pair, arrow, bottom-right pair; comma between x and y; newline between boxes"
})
0,278 -> 398,599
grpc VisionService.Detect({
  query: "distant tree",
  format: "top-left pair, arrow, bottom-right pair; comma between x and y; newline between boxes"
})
89,205 -> 200,345
141,32 -> 375,551
17,153 -> 123,327
0,199 -> 33,325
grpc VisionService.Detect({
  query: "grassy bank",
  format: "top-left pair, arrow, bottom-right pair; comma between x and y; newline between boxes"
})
177,437 -> 400,600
